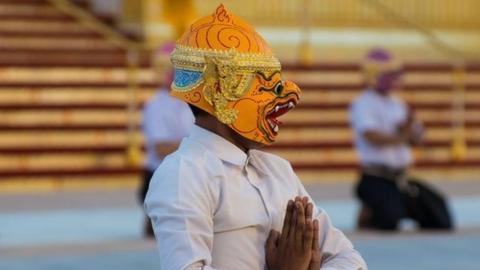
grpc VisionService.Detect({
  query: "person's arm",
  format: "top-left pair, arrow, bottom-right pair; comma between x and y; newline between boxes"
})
362,129 -> 408,147
144,156 -> 220,270
143,98 -> 183,158
296,182 -> 368,270
351,99 -> 407,148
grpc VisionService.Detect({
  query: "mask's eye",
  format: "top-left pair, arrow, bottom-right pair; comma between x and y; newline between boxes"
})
274,82 -> 283,96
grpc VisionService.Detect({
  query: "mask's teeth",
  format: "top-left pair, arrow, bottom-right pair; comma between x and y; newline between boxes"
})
274,106 -> 279,113
288,101 -> 295,109
273,125 -> 279,133
267,119 -> 275,129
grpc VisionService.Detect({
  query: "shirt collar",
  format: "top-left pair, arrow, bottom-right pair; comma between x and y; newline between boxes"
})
188,125 -> 248,167
368,88 -> 392,101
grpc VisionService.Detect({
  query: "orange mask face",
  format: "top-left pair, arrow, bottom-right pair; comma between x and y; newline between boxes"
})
170,4 -> 301,145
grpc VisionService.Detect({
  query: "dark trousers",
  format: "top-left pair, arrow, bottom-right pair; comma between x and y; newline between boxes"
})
139,169 -> 155,204
355,173 -> 453,230
139,169 -> 155,237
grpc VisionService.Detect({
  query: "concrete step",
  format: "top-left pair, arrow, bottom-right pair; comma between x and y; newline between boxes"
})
0,110 -> 143,126
0,130 -> 143,148
5,125 -> 469,148
3,108 -> 480,126
0,37 -> 118,51
284,62 -> 480,72
0,167 -> 140,179
1,159 -> 479,180
2,139 -> 479,154
0,50 -> 154,67
276,126 -> 480,142
0,13 -> 72,22
0,3 -> 67,17
3,87 -> 480,106
284,70 -> 480,85
1,120 -> 480,131
0,152 -> 130,170
0,19 -> 93,34
6,145 -> 480,171
0,67 -> 156,84
300,89 -> 480,104
283,109 -> 480,123
0,87 -> 156,105
271,147 -> 480,164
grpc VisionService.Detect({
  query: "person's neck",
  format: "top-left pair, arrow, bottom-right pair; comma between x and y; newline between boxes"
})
195,117 -> 249,153
372,88 -> 390,97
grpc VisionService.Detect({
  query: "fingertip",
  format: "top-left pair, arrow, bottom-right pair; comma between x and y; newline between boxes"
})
287,200 -> 293,209
296,202 -> 303,212
302,196 -> 309,203
307,202 -> 313,212
314,219 -> 319,229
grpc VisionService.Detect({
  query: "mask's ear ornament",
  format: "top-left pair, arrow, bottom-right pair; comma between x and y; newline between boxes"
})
169,4 -> 301,145
202,51 -> 254,125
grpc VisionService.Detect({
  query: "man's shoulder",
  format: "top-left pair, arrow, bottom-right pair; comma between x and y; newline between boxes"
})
144,90 -> 177,108
250,149 -> 294,174
354,90 -> 374,103
350,90 -> 371,108
254,150 -> 290,164
157,138 -> 223,177
390,94 -> 407,108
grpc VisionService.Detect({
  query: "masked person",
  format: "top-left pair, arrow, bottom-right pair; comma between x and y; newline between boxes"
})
145,5 -> 367,270
140,42 -> 195,237
350,48 -> 453,231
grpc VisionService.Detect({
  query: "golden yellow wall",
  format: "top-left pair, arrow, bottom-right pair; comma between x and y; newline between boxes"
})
194,0 -> 480,29
120,0 -> 480,60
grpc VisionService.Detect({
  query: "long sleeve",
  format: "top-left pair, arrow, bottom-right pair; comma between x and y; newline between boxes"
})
297,182 -> 368,270
144,155 -> 221,270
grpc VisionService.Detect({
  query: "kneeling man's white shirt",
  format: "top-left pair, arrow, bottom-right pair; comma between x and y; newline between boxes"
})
145,125 -> 367,270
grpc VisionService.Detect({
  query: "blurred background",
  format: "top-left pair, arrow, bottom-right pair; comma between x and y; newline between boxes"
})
1,0 -> 480,269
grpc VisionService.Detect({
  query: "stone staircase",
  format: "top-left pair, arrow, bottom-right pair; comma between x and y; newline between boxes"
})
1,0 -> 479,191
278,63 -> 480,181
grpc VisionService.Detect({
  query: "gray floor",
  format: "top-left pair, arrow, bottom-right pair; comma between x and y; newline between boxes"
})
1,181 -> 480,270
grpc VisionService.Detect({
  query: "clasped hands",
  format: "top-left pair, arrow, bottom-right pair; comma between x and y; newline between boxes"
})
266,196 -> 322,270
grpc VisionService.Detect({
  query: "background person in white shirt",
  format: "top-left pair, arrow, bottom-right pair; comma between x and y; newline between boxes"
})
140,43 -> 194,237
350,48 -> 452,231
145,5 -> 367,270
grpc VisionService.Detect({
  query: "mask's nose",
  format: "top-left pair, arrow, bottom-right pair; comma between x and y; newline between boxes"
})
283,80 -> 301,99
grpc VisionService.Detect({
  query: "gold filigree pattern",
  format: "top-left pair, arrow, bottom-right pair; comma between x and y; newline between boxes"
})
171,45 -> 281,72
201,53 -> 255,124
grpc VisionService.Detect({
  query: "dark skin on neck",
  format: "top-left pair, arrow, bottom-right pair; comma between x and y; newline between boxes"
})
195,114 -> 265,153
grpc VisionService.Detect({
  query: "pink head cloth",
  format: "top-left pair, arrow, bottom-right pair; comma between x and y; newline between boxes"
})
366,48 -> 392,63
156,41 -> 176,56
154,42 -> 176,87
364,48 -> 403,93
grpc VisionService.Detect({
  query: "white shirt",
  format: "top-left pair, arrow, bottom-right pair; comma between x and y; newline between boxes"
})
350,89 -> 412,169
145,125 -> 367,270
142,89 -> 195,171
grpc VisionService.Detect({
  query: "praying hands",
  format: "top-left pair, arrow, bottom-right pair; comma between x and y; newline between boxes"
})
266,196 -> 322,270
